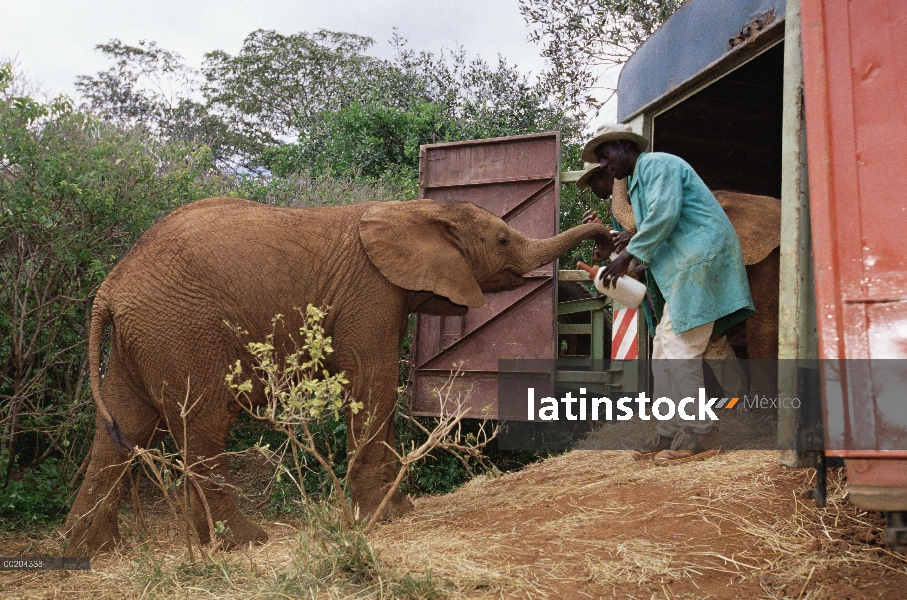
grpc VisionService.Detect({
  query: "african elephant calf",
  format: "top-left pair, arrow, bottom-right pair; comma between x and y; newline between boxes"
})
64,197 -> 611,554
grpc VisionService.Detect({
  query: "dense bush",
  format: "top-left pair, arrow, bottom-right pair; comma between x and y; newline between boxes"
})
0,65 -> 232,526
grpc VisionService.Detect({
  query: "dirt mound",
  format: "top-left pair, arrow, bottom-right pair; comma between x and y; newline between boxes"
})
4,450 -> 907,598
371,450 -> 907,598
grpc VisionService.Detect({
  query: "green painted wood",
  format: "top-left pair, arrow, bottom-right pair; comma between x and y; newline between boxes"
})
557,297 -> 610,315
556,370 -> 616,385
558,324 -> 593,335
591,309 -> 606,361
777,0 -> 817,466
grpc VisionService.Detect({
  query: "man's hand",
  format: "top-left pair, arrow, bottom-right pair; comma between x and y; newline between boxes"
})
611,230 -> 633,253
601,250 -> 635,288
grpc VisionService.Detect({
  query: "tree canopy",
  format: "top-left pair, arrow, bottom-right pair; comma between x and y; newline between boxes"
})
519,0 -> 684,121
74,7 -> 686,179
76,31 -> 578,180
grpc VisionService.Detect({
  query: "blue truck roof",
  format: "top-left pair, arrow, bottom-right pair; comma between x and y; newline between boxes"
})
617,0 -> 787,121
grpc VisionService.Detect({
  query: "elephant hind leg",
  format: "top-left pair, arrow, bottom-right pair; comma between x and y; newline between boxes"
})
165,390 -> 267,549
184,444 -> 268,549
64,374 -> 161,555
746,248 -> 780,399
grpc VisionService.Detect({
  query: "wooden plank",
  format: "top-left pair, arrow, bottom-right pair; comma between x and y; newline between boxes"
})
557,297 -> 609,315
558,270 -> 594,282
558,324 -> 593,335
559,170 -> 585,184
556,371 -> 617,385
777,0 -> 817,465
591,309 -> 606,361
413,133 -> 560,418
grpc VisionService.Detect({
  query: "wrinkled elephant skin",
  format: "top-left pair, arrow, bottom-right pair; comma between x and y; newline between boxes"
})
713,191 -> 781,400
63,197 -> 610,554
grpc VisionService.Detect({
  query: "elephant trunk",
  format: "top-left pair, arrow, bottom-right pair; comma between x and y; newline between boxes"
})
611,178 -> 637,234
516,222 -> 612,273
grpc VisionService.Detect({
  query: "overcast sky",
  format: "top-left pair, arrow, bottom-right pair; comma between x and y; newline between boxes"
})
2,0 -> 618,124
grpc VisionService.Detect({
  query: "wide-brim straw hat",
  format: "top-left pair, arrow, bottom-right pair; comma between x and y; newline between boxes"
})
581,123 -> 650,163
575,162 -> 603,189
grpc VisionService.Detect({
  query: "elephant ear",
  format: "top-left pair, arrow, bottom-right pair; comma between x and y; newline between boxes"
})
359,200 -> 484,308
713,191 -> 782,265
414,295 -> 470,316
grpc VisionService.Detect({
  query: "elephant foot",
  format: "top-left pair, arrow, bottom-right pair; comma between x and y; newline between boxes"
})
355,489 -> 414,523
222,518 -> 268,549
62,517 -> 121,556
382,491 -> 415,520
199,513 -> 268,549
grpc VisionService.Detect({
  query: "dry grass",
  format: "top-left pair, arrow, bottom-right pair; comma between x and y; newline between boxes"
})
371,438 -> 907,598
4,437 -> 907,599
1,502 -> 442,599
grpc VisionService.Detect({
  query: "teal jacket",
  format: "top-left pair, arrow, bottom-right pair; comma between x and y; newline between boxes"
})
625,152 -> 754,335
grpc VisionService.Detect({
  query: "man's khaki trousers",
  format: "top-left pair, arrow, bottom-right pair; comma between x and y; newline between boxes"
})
651,306 -> 746,436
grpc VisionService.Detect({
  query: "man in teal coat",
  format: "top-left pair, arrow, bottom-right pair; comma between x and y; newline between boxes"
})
584,123 -> 754,465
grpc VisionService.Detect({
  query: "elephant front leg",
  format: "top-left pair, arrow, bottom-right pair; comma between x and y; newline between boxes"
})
341,350 -> 414,522
746,249 -> 780,399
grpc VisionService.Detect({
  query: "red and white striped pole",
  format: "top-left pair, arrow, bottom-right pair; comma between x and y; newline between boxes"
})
610,307 -> 639,360
577,260 -> 640,360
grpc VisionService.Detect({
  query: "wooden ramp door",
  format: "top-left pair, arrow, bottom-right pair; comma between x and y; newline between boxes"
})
411,133 -> 561,418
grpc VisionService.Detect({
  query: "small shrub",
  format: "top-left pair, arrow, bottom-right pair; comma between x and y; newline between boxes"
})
391,570 -> 445,599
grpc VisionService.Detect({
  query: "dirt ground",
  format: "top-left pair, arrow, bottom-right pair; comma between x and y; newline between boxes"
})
3,445 -> 907,599
372,450 -> 907,599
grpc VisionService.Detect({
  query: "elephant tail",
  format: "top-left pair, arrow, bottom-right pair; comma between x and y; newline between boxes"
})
88,290 -> 133,457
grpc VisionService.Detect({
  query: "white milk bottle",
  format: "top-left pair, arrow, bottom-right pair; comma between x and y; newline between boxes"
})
576,255 -> 647,309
